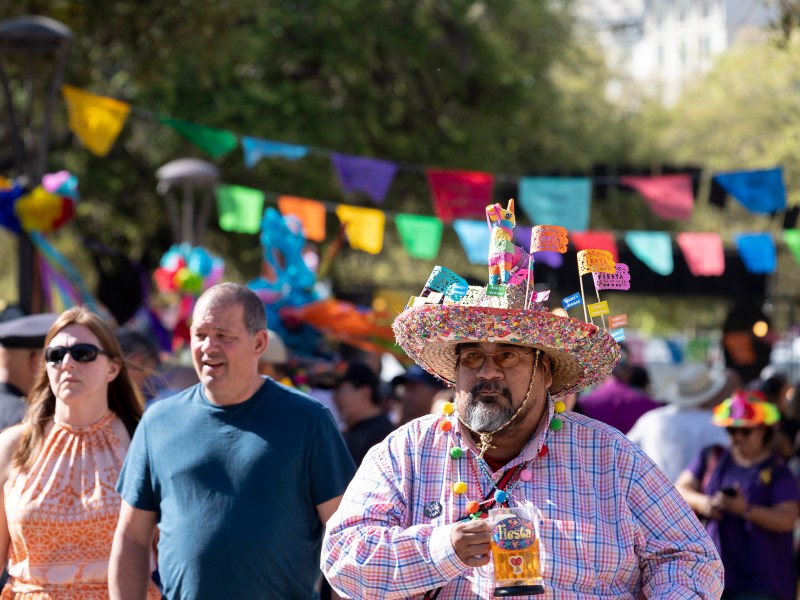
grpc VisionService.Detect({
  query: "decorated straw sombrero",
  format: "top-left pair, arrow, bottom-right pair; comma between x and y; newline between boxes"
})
392,212 -> 622,397
712,389 -> 781,428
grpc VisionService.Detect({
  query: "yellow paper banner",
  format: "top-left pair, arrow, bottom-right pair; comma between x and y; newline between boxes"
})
62,85 -> 131,157
577,249 -> 616,276
335,204 -> 385,254
588,301 -> 609,317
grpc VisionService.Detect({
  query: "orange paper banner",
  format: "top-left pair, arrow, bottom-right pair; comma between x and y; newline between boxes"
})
530,225 -> 569,253
577,249 -> 616,276
278,196 -> 326,242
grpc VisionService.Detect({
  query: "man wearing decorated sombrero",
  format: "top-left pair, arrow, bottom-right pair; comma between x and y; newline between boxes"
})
321,211 -> 723,598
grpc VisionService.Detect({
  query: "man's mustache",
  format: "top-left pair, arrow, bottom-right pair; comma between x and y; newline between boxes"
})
469,382 -> 512,403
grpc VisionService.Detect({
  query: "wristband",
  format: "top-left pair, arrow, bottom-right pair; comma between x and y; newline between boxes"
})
743,503 -> 753,519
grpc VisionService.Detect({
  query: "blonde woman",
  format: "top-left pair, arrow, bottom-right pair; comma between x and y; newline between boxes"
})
0,307 -> 159,599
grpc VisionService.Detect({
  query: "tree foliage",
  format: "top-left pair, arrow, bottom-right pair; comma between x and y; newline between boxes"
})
0,0 -> 638,315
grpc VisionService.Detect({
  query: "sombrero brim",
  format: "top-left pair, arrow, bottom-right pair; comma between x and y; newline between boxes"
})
392,304 -> 620,396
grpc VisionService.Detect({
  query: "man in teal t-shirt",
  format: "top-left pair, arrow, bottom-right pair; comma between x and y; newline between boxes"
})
110,283 -> 355,599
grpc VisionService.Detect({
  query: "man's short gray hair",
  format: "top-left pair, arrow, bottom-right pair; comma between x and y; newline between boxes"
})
196,283 -> 267,335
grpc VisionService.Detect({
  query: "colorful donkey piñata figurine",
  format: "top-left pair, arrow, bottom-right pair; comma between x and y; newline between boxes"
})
486,198 -> 520,285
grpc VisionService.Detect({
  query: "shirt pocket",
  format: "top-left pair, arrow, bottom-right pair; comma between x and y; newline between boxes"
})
539,519 -> 602,593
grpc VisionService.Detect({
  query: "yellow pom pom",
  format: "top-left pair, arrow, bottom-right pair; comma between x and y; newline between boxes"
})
452,481 -> 467,495
554,401 -> 566,414
441,402 -> 454,416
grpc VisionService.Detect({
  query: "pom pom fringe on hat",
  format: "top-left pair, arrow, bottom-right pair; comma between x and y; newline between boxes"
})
391,212 -> 621,397
712,389 -> 781,428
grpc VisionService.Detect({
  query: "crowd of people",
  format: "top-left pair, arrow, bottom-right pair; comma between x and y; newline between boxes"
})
0,275 -> 799,598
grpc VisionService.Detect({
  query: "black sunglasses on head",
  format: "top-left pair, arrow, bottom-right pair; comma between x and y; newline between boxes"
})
45,344 -> 111,365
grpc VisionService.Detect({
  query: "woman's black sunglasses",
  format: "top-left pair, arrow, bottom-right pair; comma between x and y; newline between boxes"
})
45,344 -> 112,365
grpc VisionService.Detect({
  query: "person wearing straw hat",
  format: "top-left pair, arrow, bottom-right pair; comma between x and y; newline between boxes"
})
322,228 -> 723,599
627,363 -> 736,482
676,390 -> 800,600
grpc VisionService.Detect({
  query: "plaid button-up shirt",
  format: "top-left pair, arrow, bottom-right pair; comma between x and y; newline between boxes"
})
322,404 -> 724,599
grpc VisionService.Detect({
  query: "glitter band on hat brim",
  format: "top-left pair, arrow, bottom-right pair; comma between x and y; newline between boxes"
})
392,304 -> 620,396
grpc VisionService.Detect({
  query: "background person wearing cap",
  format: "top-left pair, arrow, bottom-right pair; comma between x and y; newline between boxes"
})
0,313 -> 57,431
322,246 -> 723,598
676,390 -> 800,600
627,363 -> 737,482
334,361 -> 396,466
392,365 -> 448,425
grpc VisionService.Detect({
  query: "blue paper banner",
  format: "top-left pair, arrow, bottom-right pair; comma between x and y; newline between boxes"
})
562,292 -> 583,310
714,168 -> 786,214
241,136 -> 309,168
625,231 -> 674,276
453,219 -> 491,264
611,328 -> 625,342
734,232 -> 777,274
518,177 -> 591,232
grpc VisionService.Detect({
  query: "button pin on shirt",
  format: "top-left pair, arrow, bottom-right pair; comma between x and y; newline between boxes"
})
424,501 -> 443,519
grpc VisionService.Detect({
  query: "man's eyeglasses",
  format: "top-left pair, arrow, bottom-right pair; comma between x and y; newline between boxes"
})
458,348 -> 533,370
45,344 -> 112,365
725,427 -> 755,437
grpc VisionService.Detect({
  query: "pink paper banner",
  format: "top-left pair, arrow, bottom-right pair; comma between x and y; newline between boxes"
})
620,174 -> 694,220
593,263 -> 631,291
426,169 -> 494,223
677,232 -> 725,276
571,231 -> 618,262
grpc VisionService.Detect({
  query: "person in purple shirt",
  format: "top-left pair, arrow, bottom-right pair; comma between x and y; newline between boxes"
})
677,389 -> 800,600
575,343 -> 662,434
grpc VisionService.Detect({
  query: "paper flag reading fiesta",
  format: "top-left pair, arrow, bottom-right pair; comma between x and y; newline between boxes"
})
530,225 -> 569,253
593,263 -> 631,291
61,85 -> 131,157
577,249 -> 616,276
577,249 -> 616,325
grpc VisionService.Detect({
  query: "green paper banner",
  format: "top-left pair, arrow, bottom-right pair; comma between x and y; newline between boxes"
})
784,229 -> 800,266
395,214 -> 443,260
215,184 -> 265,234
161,116 -> 238,158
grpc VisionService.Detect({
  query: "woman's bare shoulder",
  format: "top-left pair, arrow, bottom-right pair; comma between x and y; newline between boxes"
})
0,424 -> 26,480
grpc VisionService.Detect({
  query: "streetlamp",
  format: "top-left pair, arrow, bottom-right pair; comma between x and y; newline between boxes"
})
0,15 -> 73,314
155,158 -> 220,246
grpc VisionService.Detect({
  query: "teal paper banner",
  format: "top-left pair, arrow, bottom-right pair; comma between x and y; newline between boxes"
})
625,231 -> 674,276
518,177 -> 591,232
453,219 -> 491,264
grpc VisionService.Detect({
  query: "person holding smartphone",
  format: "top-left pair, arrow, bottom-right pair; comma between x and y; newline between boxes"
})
676,389 -> 800,600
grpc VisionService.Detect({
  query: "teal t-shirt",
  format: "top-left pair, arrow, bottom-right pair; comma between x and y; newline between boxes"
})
117,378 -> 356,600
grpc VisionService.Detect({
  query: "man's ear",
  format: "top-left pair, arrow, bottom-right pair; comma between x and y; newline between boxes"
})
254,330 -> 269,356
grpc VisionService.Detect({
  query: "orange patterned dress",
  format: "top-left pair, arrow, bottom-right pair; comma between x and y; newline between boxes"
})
2,412 -> 160,599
